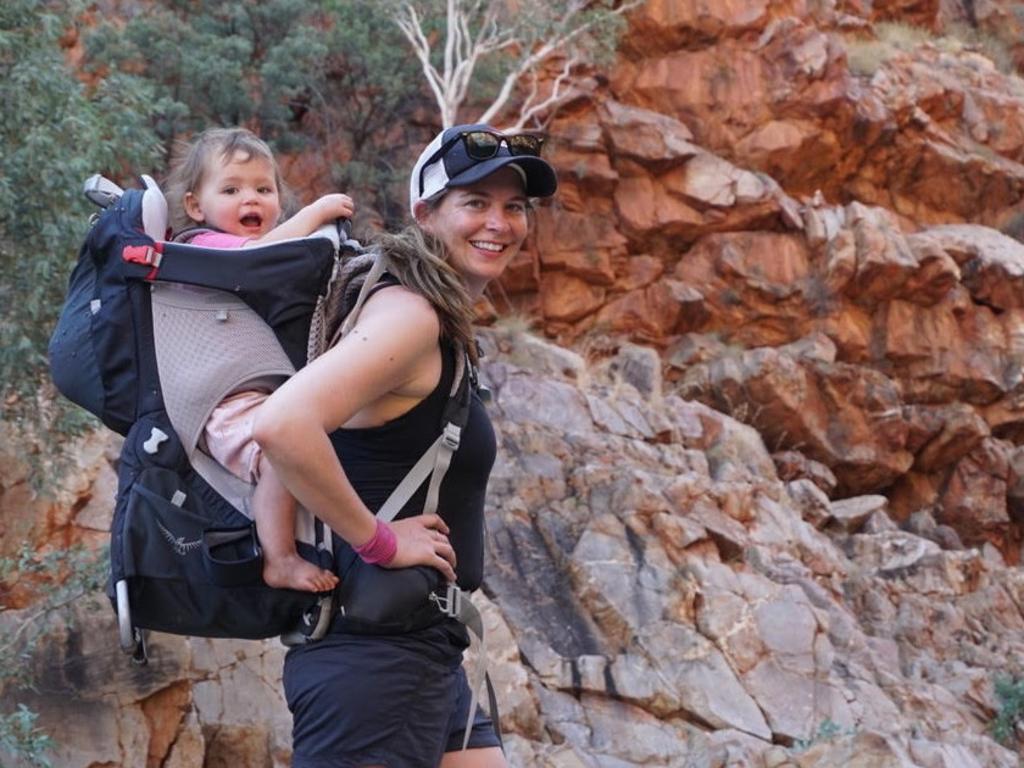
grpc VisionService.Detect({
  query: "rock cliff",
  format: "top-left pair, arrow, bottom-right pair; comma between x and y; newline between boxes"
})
7,1 -> 1024,766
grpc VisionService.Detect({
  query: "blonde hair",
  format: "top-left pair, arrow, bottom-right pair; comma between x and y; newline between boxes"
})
163,127 -> 287,233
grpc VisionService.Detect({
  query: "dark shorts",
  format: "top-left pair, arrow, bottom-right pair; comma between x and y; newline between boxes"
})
284,621 -> 501,768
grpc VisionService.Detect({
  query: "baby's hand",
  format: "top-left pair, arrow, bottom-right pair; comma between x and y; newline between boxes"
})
315,193 -> 355,223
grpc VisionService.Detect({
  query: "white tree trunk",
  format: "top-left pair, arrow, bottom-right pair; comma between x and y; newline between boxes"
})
391,0 -> 641,129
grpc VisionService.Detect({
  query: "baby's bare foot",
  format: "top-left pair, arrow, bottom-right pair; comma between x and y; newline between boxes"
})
264,553 -> 339,593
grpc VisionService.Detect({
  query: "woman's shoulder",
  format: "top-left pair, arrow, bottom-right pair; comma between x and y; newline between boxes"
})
358,282 -> 440,335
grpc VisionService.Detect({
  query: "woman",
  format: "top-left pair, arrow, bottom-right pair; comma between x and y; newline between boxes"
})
253,123 -> 558,768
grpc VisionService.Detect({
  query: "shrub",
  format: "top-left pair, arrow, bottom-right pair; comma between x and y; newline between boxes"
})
843,22 -> 932,77
844,19 -> 1020,78
992,675 -> 1024,747
794,718 -> 856,751
0,0 -> 162,455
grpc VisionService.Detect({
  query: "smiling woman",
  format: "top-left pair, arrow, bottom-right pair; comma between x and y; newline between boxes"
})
250,124 -> 557,768
416,168 -> 531,296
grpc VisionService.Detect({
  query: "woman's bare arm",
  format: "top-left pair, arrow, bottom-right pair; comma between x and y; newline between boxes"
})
252,286 -> 457,580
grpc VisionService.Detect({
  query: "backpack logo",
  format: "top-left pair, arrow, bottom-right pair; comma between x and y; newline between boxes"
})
158,522 -> 201,556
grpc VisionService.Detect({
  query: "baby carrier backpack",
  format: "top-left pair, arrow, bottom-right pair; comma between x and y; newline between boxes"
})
49,175 -> 497,745
49,174 -> 347,662
47,175 -> 481,664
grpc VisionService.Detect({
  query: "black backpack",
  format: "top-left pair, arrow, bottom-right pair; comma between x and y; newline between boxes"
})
49,176 -> 483,697
49,176 -> 343,661
49,176 -> 501,745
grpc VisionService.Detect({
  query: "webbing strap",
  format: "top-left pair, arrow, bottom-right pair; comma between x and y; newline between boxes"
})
450,589 -> 502,750
485,674 -> 502,750
375,351 -> 468,522
374,417 -> 460,523
423,424 -> 460,518
376,432 -> 443,523
337,252 -> 390,342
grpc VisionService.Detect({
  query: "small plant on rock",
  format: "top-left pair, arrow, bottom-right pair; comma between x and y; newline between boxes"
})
0,705 -> 54,768
843,22 -> 932,76
794,718 -> 856,751
991,675 -> 1024,748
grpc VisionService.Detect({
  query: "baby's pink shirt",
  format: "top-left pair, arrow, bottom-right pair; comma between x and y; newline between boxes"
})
189,231 -> 250,249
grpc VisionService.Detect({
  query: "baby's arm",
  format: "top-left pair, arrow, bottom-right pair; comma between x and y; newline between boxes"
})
246,193 -> 354,246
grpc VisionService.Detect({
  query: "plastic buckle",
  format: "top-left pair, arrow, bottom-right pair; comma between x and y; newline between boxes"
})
442,423 -> 462,451
430,583 -> 462,618
83,174 -> 124,209
122,244 -> 162,267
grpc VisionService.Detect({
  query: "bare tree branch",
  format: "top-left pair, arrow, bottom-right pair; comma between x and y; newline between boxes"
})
390,0 -> 641,128
477,0 -> 640,126
444,0 -> 458,99
394,3 -> 450,121
509,53 -> 582,131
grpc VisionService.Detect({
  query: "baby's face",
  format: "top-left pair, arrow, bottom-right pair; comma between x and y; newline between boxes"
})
185,151 -> 282,238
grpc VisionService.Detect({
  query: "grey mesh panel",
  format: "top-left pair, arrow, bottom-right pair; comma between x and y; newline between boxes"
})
151,283 -> 295,455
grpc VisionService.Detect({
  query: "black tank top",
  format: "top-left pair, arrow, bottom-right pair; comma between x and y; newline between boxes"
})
329,340 -> 496,590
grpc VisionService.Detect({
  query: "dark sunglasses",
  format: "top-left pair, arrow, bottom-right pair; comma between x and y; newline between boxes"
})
418,131 -> 545,197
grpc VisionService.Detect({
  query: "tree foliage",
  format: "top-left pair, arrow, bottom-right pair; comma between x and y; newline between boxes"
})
315,1 -> 428,225
82,0 -> 331,149
82,0 -> 425,224
0,0 -> 162,444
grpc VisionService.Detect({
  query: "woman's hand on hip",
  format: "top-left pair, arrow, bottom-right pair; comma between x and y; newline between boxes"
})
387,515 -> 457,582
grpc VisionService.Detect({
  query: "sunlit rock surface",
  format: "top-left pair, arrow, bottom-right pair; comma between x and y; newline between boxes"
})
8,1 -> 1024,765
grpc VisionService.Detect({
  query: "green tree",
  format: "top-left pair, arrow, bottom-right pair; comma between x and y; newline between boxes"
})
316,1 -> 428,225
82,1 -> 426,226
0,0 -> 163,448
82,0 -> 332,154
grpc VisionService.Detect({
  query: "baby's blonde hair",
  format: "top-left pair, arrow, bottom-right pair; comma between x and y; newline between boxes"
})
164,127 -> 286,233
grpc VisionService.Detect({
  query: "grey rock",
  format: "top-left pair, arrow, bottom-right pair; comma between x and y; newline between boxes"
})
829,495 -> 887,533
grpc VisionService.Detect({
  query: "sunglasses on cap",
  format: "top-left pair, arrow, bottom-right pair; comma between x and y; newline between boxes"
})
417,130 -> 545,198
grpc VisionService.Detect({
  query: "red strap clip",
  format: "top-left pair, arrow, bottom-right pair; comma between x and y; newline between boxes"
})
122,242 -> 164,279
122,243 -> 163,268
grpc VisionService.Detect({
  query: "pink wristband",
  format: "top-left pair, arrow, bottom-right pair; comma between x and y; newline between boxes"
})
354,519 -> 397,566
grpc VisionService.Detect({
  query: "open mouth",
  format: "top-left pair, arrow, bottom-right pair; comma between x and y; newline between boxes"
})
240,213 -> 263,229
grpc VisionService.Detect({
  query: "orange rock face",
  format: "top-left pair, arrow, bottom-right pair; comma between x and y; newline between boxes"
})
19,3 -> 1024,766
483,0 -> 1024,560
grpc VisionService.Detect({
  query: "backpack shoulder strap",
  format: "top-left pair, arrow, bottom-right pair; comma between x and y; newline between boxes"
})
338,250 -> 392,340
374,345 -> 472,523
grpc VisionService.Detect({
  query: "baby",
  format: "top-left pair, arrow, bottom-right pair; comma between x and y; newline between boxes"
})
166,127 -> 351,593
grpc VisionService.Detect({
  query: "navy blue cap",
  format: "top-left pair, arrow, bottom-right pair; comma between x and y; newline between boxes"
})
410,123 -> 558,214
